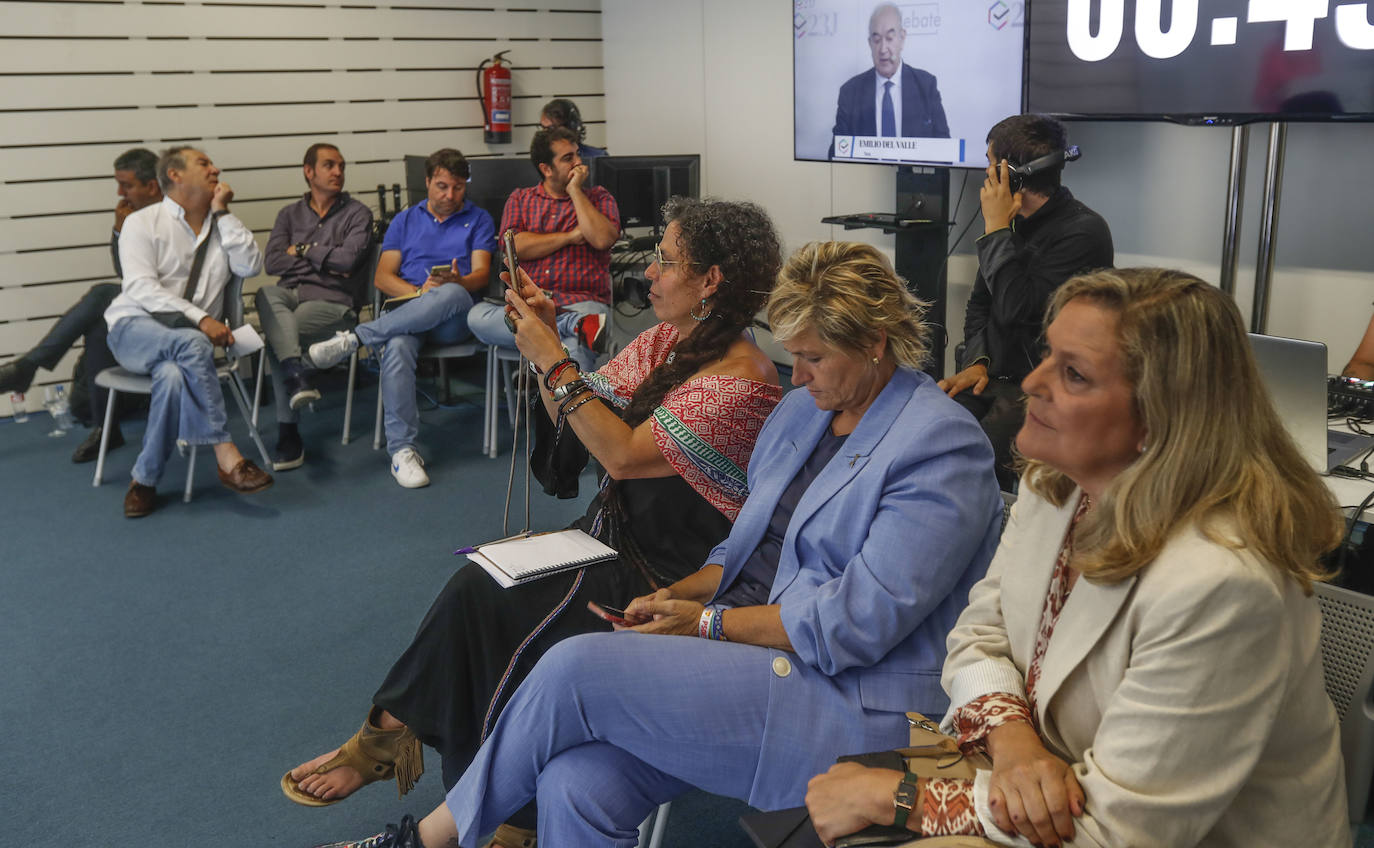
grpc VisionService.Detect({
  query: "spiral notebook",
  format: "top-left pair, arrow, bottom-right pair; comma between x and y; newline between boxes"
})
462,529 -> 617,588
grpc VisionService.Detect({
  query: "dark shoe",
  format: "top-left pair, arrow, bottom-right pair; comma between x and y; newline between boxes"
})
273,424 -> 304,471
72,425 -> 123,464
0,359 -> 37,394
217,458 -> 274,494
123,481 -> 156,518
287,372 -> 322,411
574,313 -> 608,355
311,815 -> 422,848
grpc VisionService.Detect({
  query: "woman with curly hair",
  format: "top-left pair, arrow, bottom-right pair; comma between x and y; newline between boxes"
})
282,198 -> 785,845
310,240 -> 1004,848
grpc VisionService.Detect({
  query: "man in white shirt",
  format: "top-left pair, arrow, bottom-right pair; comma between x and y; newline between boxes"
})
104,146 -> 270,517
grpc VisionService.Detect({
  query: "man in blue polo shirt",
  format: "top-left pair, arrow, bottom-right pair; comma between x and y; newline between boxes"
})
309,148 -> 495,488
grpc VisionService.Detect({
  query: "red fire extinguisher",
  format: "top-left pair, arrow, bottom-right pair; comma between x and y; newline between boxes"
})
477,50 -> 512,144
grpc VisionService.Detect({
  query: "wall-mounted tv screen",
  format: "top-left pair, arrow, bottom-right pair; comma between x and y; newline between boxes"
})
794,0 -> 1026,167
1027,0 -> 1374,123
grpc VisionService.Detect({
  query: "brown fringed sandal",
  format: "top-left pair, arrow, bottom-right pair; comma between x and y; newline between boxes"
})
281,706 -> 424,807
484,824 -> 537,848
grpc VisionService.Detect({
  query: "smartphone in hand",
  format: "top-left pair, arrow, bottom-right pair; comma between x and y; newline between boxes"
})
588,601 -> 632,627
502,229 -> 519,291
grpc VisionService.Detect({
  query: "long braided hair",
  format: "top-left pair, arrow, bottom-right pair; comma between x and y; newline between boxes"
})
620,197 -> 782,427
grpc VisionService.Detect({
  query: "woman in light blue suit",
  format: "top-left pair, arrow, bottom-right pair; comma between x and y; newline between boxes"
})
314,242 -> 1005,848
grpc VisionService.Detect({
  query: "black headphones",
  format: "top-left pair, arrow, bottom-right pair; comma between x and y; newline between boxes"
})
545,98 -> 584,139
1006,145 -> 1081,193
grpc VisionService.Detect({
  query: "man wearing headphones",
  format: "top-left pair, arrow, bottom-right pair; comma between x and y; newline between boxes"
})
939,114 -> 1113,490
539,98 -> 607,160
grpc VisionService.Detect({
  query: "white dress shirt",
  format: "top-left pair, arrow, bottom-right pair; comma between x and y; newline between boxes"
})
873,67 -> 903,136
105,195 -> 263,329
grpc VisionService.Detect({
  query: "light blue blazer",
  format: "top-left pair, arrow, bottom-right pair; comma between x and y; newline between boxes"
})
706,366 -> 1003,806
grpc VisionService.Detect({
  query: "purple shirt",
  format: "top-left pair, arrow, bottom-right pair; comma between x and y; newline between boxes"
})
265,192 -> 374,307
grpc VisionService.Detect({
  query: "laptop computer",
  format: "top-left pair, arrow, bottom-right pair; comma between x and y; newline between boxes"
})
1248,333 -> 1374,472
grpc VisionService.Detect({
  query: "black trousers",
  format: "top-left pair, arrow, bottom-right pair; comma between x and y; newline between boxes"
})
24,283 -> 121,424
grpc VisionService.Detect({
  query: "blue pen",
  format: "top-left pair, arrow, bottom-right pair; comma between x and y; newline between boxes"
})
455,530 -> 535,556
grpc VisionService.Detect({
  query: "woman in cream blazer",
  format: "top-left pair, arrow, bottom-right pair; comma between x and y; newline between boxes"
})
805,268 -> 1350,848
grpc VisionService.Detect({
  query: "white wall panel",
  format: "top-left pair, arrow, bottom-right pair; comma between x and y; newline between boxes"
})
0,1 -> 605,413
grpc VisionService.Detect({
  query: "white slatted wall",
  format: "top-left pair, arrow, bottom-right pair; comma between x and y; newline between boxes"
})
0,0 -> 604,414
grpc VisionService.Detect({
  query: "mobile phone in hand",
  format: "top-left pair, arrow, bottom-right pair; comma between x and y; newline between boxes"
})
502,229 -> 519,291
588,601 -> 631,626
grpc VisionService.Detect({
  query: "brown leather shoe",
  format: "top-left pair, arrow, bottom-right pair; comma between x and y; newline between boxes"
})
124,481 -> 156,518
217,458 -> 274,494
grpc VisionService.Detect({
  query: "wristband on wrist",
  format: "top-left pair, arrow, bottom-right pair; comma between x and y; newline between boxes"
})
560,392 -> 598,419
550,378 -> 586,402
892,772 -> 921,830
542,357 -> 577,389
556,386 -> 591,415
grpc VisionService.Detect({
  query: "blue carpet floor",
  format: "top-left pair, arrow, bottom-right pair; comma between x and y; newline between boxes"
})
3,359 -> 1368,846
0,362 -> 753,847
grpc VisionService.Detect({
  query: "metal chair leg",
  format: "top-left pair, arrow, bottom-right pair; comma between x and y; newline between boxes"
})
228,370 -> 272,468
92,387 -> 118,487
184,444 -> 197,503
373,366 -> 385,451
252,350 -> 266,428
342,350 -> 357,445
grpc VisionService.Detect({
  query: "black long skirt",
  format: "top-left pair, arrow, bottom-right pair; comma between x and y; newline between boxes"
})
371,474 -> 732,802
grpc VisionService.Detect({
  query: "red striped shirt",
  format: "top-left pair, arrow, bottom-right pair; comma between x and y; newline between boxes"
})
500,183 -> 619,307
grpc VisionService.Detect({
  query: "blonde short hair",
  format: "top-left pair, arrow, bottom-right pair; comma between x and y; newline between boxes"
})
1023,267 -> 1341,592
767,241 -> 930,370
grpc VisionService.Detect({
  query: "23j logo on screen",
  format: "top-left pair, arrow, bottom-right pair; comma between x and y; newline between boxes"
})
989,1 -> 1027,30
1066,0 -> 1374,61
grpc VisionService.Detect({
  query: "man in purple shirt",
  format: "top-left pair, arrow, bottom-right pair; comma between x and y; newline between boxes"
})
254,143 -> 374,471
309,148 -> 495,488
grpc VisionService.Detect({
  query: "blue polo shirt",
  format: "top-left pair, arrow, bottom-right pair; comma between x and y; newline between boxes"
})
381,199 -> 497,288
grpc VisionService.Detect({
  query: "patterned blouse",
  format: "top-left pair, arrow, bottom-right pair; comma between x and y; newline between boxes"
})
919,493 -> 1092,837
581,323 -> 782,520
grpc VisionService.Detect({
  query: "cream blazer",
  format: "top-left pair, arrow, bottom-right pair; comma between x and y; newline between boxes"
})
940,488 -> 1350,848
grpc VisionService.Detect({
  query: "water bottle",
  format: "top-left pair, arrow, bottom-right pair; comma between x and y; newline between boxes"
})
9,392 -> 27,423
44,385 -> 71,437
54,385 -> 77,432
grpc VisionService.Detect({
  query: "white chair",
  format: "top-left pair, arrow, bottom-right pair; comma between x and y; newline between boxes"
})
636,801 -> 671,848
91,275 -> 271,502
483,344 -> 522,458
1314,581 -> 1374,822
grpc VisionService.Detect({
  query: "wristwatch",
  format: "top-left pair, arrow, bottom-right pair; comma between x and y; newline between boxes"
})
892,772 -> 920,829
294,242 -> 309,256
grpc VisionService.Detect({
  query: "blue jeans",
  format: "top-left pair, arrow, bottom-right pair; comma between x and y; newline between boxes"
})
107,315 -> 230,486
354,284 -> 473,455
467,299 -> 607,372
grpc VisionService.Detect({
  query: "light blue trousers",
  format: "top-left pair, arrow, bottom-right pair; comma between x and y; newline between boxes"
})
467,299 -> 607,372
107,315 -> 230,486
353,285 -> 473,455
443,631 -> 911,847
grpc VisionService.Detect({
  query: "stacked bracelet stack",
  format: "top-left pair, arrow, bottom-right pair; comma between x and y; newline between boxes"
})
542,357 -> 577,391
697,608 -> 728,641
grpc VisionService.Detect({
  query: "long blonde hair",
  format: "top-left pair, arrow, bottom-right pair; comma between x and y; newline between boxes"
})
768,241 -> 930,369
1022,268 -> 1341,592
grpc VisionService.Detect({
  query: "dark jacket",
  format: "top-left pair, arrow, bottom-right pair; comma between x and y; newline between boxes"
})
830,63 -> 949,157
959,187 -> 1114,381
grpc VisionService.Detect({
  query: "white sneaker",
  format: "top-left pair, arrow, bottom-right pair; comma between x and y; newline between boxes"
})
390,447 -> 430,488
308,330 -> 359,370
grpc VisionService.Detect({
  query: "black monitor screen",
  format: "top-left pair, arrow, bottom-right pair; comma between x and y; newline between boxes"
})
1027,0 -> 1374,123
589,155 -> 701,231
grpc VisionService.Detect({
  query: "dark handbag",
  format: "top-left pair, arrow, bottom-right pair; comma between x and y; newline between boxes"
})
738,714 -> 997,848
529,386 -> 592,500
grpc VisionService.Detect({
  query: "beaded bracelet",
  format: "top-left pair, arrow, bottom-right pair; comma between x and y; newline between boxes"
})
556,385 -> 591,416
711,608 -> 727,641
560,392 -> 598,419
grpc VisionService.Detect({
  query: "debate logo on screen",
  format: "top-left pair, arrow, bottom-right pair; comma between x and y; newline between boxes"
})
900,3 -> 941,36
988,0 -> 1009,30
835,137 -> 853,158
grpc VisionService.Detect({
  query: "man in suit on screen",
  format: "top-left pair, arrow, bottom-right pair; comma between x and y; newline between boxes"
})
829,2 -> 949,157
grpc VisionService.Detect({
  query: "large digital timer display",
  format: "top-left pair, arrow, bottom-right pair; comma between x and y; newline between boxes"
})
1028,0 -> 1374,122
